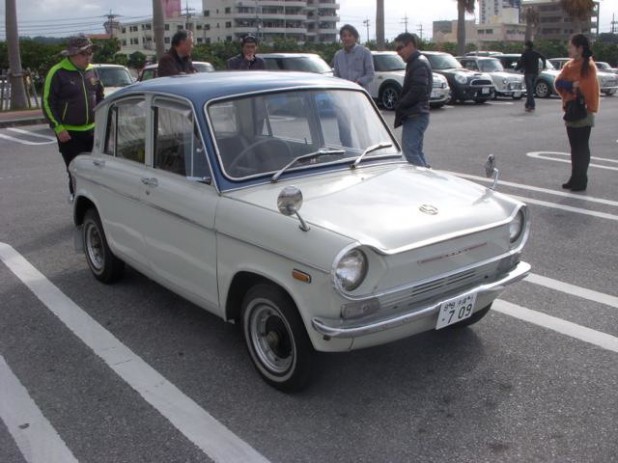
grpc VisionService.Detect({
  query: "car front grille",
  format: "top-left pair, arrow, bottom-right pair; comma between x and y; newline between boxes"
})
470,79 -> 492,87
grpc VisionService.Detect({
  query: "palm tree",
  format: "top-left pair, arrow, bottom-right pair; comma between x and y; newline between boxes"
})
524,6 -> 540,43
376,0 -> 385,50
5,0 -> 28,109
560,0 -> 596,34
456,0 -> 476,56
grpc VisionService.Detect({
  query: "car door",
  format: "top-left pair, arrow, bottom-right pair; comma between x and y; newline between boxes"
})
138,97 -> 220,312
89,96 -> 150,271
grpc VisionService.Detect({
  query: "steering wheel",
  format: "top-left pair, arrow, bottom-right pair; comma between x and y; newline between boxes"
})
227,138 -> 292,175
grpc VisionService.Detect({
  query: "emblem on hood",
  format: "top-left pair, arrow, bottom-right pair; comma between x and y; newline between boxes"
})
419,204 -> 438,215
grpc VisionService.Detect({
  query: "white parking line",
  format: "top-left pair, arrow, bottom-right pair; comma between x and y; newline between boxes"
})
0,133 -> 55,145
527,151 -> 618,171
527,273 -> 618,309
0,355 -> 78,463
6,128 -> 57,142
493,300 -> 618,354
0,242 -> 270,463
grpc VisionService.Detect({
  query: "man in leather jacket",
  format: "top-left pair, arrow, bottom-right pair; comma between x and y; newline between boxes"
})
158,30 -> 197,77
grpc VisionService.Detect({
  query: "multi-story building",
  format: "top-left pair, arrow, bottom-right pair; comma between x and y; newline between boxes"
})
521,0 -> 599,40
479,0 -> 522,25
117,0 -> 339,57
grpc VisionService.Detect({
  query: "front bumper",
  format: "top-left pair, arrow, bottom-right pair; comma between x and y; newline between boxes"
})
311,261 -> 530,339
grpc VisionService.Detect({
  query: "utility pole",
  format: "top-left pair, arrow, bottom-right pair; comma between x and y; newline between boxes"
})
417,23 -> 423,41
103,10 -> 119,38
376,0 -> 385,50
611,13 -> 617,34
363,18 -> 370,44
5,0 -> 28,109
401,14 -> 409,33
183,1 -> 195,31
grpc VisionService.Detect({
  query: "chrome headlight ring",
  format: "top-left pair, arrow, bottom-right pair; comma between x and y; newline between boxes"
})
333,248 -> 368,292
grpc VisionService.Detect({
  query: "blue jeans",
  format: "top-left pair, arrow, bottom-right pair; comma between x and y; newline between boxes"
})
401,113 -> 430,167
524,74 -> 537,109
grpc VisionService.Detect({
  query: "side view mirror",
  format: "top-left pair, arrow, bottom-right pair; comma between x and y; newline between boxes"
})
484,154 -> 500,190
277,185 -> 310,231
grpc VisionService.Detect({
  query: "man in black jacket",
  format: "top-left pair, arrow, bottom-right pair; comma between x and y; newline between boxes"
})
394,32 -> 432,167
158,30 -> 197,77
516,41 -> 546,112
43,34 -> 104,199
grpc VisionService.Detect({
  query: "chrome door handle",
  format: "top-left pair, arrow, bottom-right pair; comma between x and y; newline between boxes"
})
140,177 -> 158,187
92,159 -> 105,167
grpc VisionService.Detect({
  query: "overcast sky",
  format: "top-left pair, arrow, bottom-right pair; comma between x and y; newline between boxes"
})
1,0 -> 617,40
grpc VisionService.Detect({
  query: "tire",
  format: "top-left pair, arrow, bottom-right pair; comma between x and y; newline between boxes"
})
603,89 -> 616,96
82,209 -> 124,283
535,80 -> 551,98
379,84 -> 401,111
242,284 -> 314,392
448,304 -> 492,329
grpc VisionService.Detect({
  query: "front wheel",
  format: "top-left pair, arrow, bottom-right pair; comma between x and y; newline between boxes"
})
380,84 -> 401,110
83,209 -> 124,283
242,284 -> 314,392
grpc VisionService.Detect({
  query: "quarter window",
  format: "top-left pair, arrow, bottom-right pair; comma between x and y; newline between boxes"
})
104,98 -> 146,164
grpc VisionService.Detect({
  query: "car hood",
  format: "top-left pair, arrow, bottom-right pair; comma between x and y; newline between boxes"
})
226,164 -> 520,254
488,71 -> 521,81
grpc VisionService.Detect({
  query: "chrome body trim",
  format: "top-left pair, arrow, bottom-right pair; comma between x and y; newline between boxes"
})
311,261 -> 530,338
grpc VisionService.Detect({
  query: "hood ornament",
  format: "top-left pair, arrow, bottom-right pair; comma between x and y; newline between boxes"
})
419,204 -> 438,215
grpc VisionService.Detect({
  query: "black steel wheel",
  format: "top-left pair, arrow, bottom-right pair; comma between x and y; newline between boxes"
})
242,284 -> 313,392
82,209 -> 124,283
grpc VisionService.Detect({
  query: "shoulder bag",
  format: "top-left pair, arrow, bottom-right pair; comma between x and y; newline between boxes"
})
563,89 -> 587,122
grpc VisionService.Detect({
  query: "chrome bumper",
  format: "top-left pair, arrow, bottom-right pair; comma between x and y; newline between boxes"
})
311,261 -> 531,339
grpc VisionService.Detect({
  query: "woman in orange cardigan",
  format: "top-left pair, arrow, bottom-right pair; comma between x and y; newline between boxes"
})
554,34 -> 600,192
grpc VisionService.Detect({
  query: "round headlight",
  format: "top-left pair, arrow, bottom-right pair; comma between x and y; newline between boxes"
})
509,209 -> 525,243
335,249 -> 368,292
455,73 -> 468,85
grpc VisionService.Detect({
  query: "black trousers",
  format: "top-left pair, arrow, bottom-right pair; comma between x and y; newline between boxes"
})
566,125 -> 592,189
57,130 -> 94,194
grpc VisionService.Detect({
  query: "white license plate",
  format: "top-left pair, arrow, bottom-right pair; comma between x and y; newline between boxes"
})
435,292 -> 477,329
431,90 -> 440,98
513,91 -> 522,98
481,87 -> 490,95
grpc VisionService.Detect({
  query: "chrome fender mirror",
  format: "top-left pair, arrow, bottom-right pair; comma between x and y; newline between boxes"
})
484,154 -> 500,190
277,185 -> 310,232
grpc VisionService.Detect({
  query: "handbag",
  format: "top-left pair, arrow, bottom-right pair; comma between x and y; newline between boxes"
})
563,89 -> 587,122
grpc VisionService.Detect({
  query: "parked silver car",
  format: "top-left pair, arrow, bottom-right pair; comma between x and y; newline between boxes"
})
549,58 -> 617,96
457,56 -> 524,100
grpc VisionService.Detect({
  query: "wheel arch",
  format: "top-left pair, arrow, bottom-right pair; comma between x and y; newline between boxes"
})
378,79 -> 402,97
73,196 -> 97,227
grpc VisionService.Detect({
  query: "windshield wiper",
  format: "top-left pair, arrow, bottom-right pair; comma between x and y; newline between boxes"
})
271,148 -> 345,182
351,142 -> 393,169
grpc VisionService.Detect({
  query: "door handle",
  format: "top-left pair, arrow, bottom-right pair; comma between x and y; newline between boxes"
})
140,177 -> 158,187
92,159 -> 105,167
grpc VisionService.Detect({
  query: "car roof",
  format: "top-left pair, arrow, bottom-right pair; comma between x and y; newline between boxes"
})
93,64 -> 129,69
420,51 -> 450,56
110,71 -> 358,103
257,53 -> 322,58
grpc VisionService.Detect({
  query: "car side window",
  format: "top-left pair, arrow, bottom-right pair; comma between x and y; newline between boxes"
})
153,100 -> 211,181
104,98 -> 146,164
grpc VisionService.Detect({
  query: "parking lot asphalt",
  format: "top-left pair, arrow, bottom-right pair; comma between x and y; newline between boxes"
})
0,108 -> 46,128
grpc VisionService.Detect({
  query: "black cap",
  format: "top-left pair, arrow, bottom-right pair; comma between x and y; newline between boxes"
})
242,35 -> 258,45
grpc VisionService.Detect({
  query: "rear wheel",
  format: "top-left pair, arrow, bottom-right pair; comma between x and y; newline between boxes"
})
380,84 -> 401,110
242,284 -> 314,392
535,80 -> 551,98
83,209 -> 124,283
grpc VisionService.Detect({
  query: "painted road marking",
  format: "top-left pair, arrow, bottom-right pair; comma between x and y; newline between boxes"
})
0,242 -> 270,463
494,300 -> 618,354
527,273 -> 618,309
0,127 -> 56,145
0,355 -> 78,463
527,151 -> 618,172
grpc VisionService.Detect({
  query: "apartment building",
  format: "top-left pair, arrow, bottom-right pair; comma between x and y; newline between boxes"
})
522,0 -> 599,40
117,0 -> 339,56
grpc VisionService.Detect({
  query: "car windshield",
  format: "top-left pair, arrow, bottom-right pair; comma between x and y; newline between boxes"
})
596,62 -> 610,70
479,59 -> 504,72
97,67 -> 134,87
208,89 -> 399,180
374,54 -> 405,72
425,54 -> 462,70
544,60 -> 556,70
194,62 -> 215,72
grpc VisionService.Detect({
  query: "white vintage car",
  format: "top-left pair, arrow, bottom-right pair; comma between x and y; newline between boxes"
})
71,71 -> 530,391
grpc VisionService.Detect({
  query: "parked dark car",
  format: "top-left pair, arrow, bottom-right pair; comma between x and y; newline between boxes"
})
421,51 -> 495,104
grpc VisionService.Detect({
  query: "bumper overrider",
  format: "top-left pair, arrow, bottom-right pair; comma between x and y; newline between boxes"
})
312,261 -> 530,339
